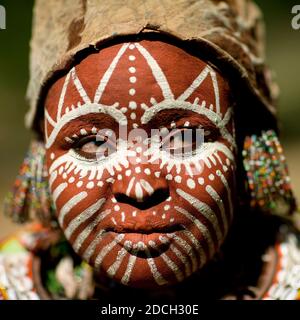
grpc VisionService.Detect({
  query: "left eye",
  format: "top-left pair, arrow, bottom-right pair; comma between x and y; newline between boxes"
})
74,136 -> 116,160
161,128 -> 202,156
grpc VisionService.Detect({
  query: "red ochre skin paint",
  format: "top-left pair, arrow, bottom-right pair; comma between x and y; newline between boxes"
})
44,40 -> 236,288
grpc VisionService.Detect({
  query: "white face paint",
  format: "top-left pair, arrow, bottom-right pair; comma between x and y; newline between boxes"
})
45,40 -> 236,288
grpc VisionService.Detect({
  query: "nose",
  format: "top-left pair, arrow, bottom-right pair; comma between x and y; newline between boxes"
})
112,168 -> 170,210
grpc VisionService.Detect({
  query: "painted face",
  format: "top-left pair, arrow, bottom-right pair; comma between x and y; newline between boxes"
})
44,40 -> 236,288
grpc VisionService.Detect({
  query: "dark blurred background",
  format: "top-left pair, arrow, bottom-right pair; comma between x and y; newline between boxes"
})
0,1 -> 299,237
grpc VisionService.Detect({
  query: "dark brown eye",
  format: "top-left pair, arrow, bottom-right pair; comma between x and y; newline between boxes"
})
204,128 -> 220,143
161,128 -> 203,157
74,136 -> 116,160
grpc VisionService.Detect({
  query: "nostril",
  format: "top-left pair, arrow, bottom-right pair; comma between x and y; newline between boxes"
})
114,188 -> 170,210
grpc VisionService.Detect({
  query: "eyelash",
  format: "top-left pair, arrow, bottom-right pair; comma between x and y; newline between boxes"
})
164,123 -> 219,141
65,127 -> 98,146
71,134 -> 97,148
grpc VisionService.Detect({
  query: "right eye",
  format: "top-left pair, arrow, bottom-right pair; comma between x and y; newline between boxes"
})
74,136 -> 116,161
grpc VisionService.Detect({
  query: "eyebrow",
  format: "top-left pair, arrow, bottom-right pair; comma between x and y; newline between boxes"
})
146,109 -> 216,129
45,103 -> 127,149
58,113 -> 117,138
141,101 -> 236,147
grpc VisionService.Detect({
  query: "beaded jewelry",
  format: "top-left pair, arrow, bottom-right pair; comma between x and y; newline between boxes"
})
242,130 -> 297,215
3,140 -> 56,226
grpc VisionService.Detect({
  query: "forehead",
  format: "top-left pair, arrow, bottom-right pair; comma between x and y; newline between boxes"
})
45,40 -> 231,141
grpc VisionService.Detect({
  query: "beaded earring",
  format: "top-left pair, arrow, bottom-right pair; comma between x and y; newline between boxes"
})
242,130 -> 297,216
4,140 -> 56,227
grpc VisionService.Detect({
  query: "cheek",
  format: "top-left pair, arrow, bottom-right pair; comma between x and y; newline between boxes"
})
46,150 -> 113,238
164,146 -> 236,258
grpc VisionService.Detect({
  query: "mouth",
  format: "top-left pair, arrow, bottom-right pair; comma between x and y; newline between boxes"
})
105,224 -> 185,258
105,223 -> 184,234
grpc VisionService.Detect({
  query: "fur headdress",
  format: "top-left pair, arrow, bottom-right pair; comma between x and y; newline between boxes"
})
26,0 -> 279,133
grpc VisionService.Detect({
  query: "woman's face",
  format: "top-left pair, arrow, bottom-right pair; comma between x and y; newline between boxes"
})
44,40 -> 236,288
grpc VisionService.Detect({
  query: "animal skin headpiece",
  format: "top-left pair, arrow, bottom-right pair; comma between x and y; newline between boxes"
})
26,0 -> 279,134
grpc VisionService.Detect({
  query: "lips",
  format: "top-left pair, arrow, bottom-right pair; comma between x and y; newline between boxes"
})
106,223 -> 184,234
104,222 -> 185,258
